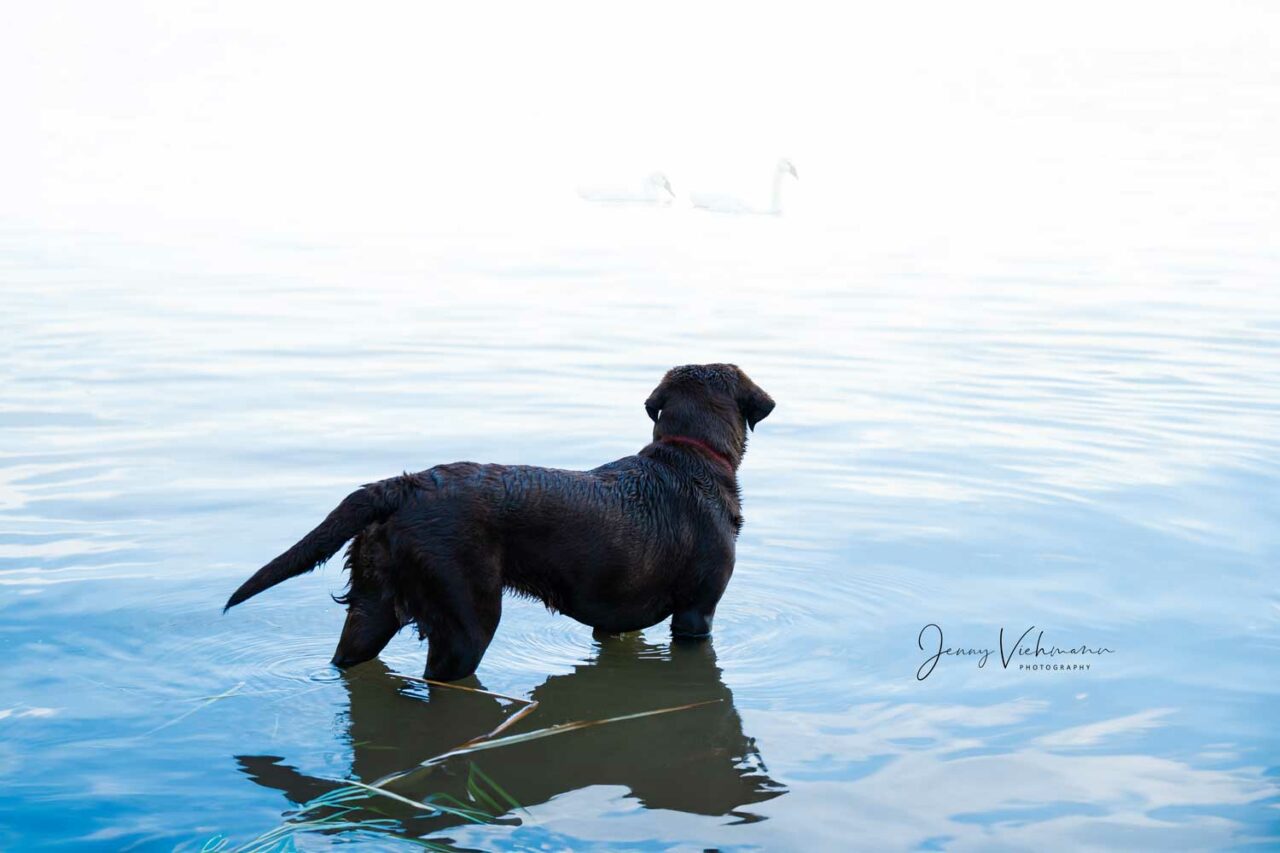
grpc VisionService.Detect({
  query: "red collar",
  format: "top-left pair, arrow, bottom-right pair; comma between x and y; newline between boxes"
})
658,435 -> 736,473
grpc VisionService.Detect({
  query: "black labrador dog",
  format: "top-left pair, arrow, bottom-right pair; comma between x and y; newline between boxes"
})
224,363 -> 774,681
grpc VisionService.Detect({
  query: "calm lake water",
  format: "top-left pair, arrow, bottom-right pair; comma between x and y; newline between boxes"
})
1,200 -> 1279,851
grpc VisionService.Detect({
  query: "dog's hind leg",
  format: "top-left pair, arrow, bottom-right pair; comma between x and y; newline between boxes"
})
332,595 -> 401,668
331,533 -> 405,668
419,551 -> 503,682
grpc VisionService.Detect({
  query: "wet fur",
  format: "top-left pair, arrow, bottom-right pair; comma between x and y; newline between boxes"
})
224,363 -> 775,681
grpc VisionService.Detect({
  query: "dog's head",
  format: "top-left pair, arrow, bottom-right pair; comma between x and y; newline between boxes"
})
644,364 -> 775,465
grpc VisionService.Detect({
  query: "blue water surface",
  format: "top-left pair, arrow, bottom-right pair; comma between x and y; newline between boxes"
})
1,216 -> 1278,851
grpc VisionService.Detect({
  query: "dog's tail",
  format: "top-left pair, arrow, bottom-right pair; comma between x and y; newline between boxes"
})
223,475 -> 417,612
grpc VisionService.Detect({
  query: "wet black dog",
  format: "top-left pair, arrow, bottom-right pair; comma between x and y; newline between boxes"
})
224,363 -> 774,681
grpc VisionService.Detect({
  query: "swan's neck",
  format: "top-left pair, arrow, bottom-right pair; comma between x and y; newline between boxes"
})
770,167 -> 786,215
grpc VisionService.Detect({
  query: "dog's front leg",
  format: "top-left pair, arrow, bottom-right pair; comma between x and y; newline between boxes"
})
671,607 -> 714,640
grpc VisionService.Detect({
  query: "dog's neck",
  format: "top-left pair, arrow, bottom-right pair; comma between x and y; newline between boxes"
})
657,434 -> 737,474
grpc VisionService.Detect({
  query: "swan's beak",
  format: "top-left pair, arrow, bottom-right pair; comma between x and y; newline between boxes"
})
788,164 -> 799,178
662,179 -> 675,196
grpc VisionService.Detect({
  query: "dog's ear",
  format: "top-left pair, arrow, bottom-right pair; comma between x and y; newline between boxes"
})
737,375 -> 775,431
645,387 -> 666,422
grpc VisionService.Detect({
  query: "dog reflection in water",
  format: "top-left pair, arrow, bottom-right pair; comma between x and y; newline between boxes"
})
237,634 -> 784,839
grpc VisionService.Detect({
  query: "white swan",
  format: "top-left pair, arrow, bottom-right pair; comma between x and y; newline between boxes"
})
576,172 -> 676,206
690,159 -> 799,216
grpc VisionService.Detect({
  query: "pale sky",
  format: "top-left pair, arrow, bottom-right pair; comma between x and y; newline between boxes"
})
3,1 -> 1277,242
